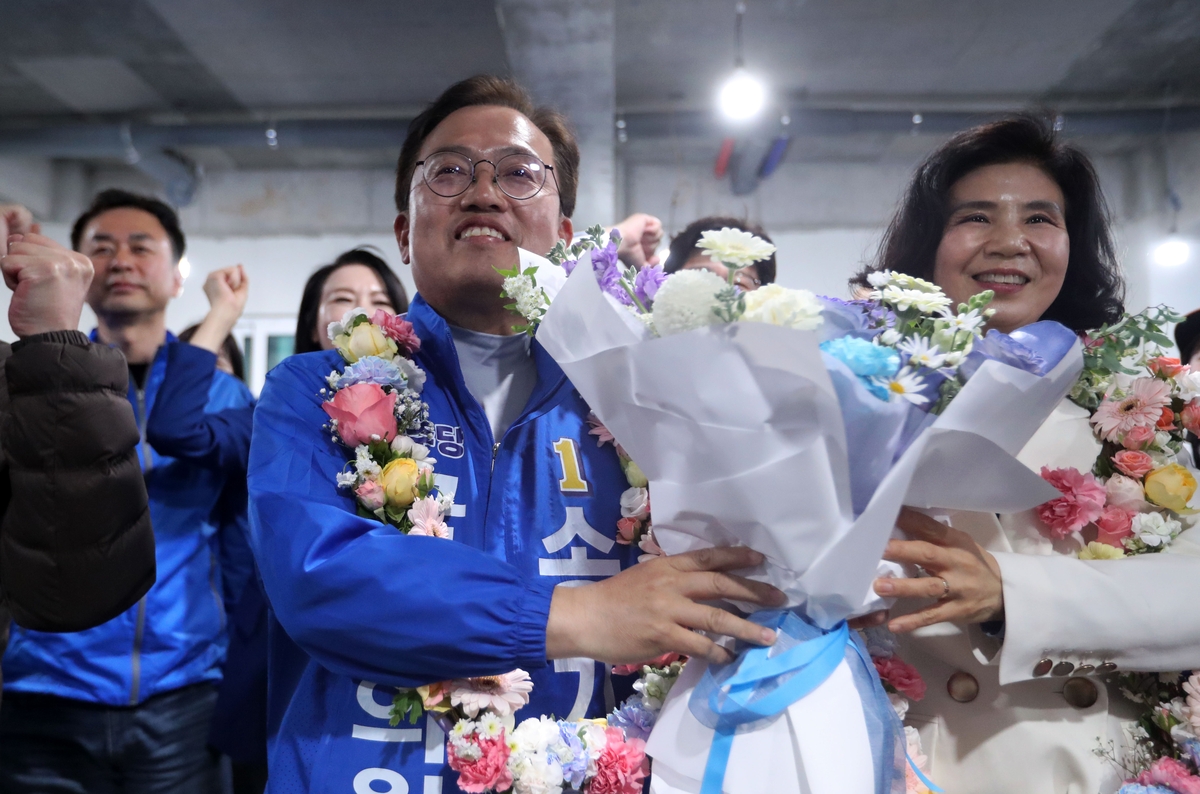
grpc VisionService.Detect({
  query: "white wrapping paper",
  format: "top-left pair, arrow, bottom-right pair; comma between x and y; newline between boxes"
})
533,254 -> 1083,794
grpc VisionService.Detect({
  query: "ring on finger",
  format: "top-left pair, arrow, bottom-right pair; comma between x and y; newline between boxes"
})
938,577 -> 950,601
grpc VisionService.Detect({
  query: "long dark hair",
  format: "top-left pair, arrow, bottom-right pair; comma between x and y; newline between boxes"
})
663,216 -> 777,285
294,248 -> 410,354
854,114 -> 1124,332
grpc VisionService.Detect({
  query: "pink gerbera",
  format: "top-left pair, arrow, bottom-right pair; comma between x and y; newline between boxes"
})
1091,377 -> 1172,443
449,669 -> 533,718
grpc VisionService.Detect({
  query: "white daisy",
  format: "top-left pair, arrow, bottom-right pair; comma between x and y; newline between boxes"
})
878,368 -> 930,405
897,337 -> 947,369
939,307 -> 986,334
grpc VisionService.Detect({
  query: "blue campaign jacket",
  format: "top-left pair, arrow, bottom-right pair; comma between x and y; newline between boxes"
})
248,295 -> 636,793
2,333 -> 256,706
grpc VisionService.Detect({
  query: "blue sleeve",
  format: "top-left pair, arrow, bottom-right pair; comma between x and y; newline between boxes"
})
147,342 -> 254,473
215,479 -> 256,611
247,355 -> 555,688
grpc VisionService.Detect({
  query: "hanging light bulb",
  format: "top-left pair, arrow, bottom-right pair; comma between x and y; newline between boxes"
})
719,69 -> 766,121
718,2 -> 766,122
1152,236 -> 1191,267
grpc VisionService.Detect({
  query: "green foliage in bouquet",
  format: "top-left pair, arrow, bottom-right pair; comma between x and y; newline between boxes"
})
1070,305 -> 1184,412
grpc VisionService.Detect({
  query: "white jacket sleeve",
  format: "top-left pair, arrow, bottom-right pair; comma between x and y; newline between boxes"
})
993,529 -> 1200,685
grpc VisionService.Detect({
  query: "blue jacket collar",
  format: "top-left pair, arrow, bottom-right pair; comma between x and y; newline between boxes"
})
407,293 -> 574,438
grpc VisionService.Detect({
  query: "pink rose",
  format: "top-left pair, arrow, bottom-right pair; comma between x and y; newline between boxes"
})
1037,467 -> 1107,538
1132,756 -> 1200,794
1093,505 -> 1134,547
371,309 -> 421,355
873,656 -> 926,701
590,728 -> 647,794
1112,449 -> 1155,479
322,382 -> 398,447
449,734 -> 512,794
1183,400 -> 1200,435
1120,425 -> 1156,450
355,480 -> 385,511
1148,356 -> 1188,379
616,516 -> 640,545
1105,474 -> 1146,511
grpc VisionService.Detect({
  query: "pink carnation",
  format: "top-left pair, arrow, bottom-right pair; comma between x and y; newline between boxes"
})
1133,756 -> 1200,794
449,733 -> 513,794
1121,425 -> 1156,450
1183,400 -> 1200,435
873,656 -> 926,701
1148,356 -> 1188,379
1091,377 -> 1172,443
1112,449 -> 1155,479
371,309 -> 421,355
1094,505 -> 1135,547
1037,467 -> 1107,538
322,382 -> 399,447
590,727 -> 647,794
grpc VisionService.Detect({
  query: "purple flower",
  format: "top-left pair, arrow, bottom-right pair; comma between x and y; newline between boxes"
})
608,696 -> 657,742
590,238 -> 620,274
597,261 -> 633,305
960,329 -> 1046,380
634,265 -> 667,306
562,257 -> 578,275
557,723 -> 589,788
335,356 -> 405,389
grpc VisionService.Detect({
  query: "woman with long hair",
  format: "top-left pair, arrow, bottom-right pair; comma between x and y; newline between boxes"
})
293,247 -> 409,354
856,115 -> 1200,792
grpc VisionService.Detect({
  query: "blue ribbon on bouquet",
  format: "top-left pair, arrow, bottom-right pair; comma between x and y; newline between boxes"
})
689,610 -> 942,794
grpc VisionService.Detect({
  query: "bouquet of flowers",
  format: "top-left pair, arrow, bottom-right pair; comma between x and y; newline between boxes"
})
320,308 -> 451,535
1038,307 -> 1199,560
508,228 -> 1082,794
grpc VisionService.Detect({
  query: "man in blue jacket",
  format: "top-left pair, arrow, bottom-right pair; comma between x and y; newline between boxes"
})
0,190 -> 256,793
248,75 -> 783,794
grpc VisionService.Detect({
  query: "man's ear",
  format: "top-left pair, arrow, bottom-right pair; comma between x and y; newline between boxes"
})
395,213 -> 411,264
171,262 -> 185,298
558,215 -> 573,245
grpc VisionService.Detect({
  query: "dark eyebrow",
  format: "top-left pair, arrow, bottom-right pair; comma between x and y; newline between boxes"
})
87,232 -> 157,243
949,199 -> 1063,214
428,144 -> 539,161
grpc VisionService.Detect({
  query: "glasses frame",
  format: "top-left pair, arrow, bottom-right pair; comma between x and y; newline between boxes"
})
415,150 -> 558,202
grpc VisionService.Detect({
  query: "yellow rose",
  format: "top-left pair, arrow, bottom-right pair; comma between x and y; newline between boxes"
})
1144,463 -> 1197,513
380,457 -> 420,509
339,323 -> 398,363
1078,541 -> 1125,560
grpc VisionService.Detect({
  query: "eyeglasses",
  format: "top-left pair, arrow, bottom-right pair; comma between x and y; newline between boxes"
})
415,151 -> 556,201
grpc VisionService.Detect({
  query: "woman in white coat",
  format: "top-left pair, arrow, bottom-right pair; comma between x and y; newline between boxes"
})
857,116 -> 1200,793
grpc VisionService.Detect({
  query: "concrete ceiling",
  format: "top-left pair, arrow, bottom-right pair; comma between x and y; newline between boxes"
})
1,0 -> 1199,179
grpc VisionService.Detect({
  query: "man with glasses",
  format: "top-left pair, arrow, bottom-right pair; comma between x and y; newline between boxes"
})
248,75 -> 782,793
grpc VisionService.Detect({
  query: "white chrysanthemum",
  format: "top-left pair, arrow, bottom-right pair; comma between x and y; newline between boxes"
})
511,750 -> 565,794
695,227 -> 777,268
878,328 -> 901,346
889,272 -> 940,293
866,271 -> 891,288
881,286 -> 952,314
739,284 -> 824,330
477,712 -> 505,739
503,274 -> 545,323
650,269 -> 725,336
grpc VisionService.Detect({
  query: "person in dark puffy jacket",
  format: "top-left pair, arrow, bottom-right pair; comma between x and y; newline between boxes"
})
0,192 -> 254,794
0,203 -> 154,693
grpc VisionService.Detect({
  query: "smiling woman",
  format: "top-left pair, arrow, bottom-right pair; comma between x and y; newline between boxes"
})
853,116 -> 1200,794
854,114 -> 1124,333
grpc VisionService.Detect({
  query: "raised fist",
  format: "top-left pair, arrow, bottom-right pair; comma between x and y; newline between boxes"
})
1,233 -> 94,338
